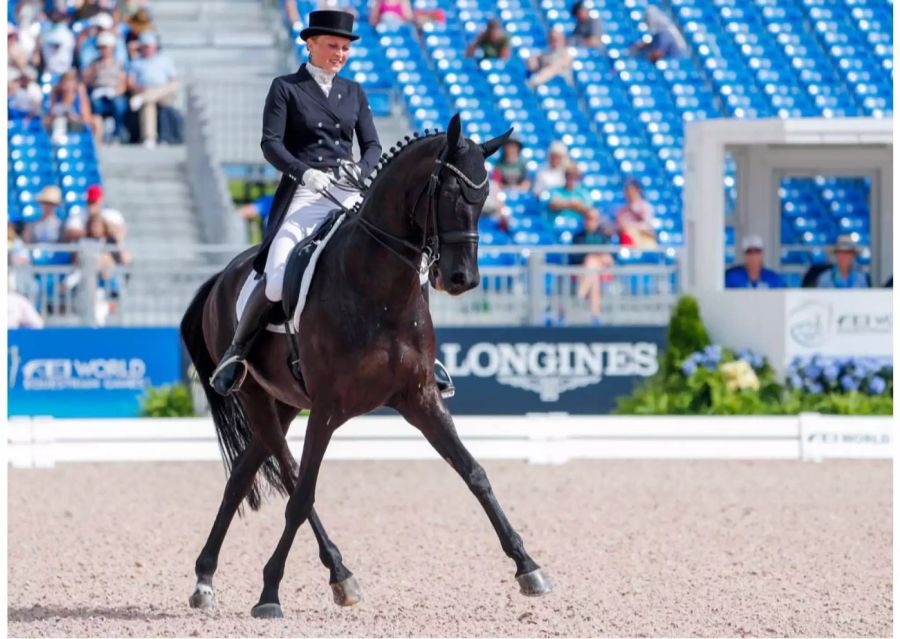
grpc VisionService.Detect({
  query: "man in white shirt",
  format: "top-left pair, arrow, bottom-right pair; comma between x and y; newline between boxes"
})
532,140 -> 568,197
127,32 -> 179,147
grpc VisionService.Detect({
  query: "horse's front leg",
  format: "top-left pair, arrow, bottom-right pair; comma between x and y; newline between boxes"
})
251,408 -> 344,618
397,391 -> 552,596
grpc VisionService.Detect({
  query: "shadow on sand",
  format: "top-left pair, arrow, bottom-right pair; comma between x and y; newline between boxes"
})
9,604 -> 178,623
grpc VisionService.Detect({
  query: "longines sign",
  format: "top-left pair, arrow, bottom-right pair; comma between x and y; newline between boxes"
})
435,327 -> 665,414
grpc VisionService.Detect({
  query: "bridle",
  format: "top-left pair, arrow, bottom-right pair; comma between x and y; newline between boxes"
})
321,144 -> 488,274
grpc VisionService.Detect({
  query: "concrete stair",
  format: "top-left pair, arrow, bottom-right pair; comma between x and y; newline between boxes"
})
151,0 -> 287,80
98,145 -> 212,324
98,146 -> 202,249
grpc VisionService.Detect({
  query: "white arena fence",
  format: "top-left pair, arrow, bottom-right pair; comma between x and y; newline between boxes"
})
11,243 -> 684,327
7,414 -> 891,468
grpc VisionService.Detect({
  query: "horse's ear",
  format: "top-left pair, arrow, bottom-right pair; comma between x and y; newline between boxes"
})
480,128 -> 514,158
446,113 -> 468,156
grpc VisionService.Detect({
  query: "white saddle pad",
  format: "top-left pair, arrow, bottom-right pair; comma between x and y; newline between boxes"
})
236,213 -> 346,334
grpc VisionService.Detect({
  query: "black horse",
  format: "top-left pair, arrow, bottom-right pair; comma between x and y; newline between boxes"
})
180,114 -> 552,618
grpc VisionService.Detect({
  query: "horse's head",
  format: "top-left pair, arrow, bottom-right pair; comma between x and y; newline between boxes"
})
428,113 -> 512,295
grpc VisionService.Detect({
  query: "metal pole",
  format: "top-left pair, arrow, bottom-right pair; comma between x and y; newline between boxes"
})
527,251 -> 545,326
79,243 -> 101,326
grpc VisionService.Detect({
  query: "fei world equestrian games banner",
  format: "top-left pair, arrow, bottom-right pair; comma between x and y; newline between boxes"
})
7,326 -> 664,417
435,327 -> 666,415
8,328 -> 182,418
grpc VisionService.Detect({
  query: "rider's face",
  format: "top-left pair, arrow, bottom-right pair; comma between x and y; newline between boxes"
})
308,35 -> 351,73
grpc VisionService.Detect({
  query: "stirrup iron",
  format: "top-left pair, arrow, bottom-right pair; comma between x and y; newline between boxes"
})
209,354 -> 249,395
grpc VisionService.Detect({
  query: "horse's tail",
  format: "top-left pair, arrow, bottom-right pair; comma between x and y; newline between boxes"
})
180,272 -> 285,512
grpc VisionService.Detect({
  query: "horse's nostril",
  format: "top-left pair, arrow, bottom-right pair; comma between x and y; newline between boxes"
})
450,272 -> 467,286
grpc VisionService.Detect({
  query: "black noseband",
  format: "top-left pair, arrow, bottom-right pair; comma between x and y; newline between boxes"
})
439,229 -> 480,244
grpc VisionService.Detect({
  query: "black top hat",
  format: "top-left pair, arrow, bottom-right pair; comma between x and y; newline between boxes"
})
300,10 -> 359,41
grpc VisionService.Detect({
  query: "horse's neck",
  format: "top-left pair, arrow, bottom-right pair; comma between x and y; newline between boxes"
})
361,140 -> 440,240
333,138 -> 440,311
332,218 -> 423,312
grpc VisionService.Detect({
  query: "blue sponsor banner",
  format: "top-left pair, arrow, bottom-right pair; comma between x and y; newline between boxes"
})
434,326 -> 666,414
8,327 -> 182,418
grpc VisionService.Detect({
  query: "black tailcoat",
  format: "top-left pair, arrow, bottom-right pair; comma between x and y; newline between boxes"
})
252,64 -> 382,274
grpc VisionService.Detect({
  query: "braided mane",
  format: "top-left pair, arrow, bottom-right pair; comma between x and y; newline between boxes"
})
349,129 -> 446,214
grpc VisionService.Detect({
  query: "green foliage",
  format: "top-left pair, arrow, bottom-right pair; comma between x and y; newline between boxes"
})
615,295 -> 892,416
140,383 -> 195,417
779,390 -> 894,416
662,295 -> 711,377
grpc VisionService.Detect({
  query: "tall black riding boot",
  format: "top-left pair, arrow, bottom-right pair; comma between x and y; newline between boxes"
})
210,281 -> 275,396
422,283 -> 456,399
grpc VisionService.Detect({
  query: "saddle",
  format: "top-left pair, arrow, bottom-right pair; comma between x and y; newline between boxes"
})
281,209 -> 345,322
278,208 -> 346,391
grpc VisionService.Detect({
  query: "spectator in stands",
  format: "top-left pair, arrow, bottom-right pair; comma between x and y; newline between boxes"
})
84,31 -> 128,143
128,31 -> 179,148
39,13 -> 76,75
526,29 -> 573,88
239,193 -> 275,231
532,140 -> 568,197
481,179 -> 510,227
490,138 -> 532,192
813,234 -> 871,288
8,223 -> 31,267
77,12 -> 127,69
8,280 -> 45,329
547,163 -> 615,323
369,0 -> 414,27
8,67 -> 43,121
74,0 -> 105,21
724,235 -> 785,289
465,19 -> 511,60
10,3 -> 42,69
85,184 -> 129,245
547,162 -> 601,229
63,213 -> 89,242
126,7 -> 155,36
46,70 -> 96,143
569,1 -> 605,51
119,0 -> 149,20
125,8 -> 155,59
8,23 -> 39,74
614,177 -> 657,248
22,186 -> 64,244
630,5 -> 686,63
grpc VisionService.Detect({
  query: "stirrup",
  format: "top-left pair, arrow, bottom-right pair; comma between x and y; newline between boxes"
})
209,354 -> 250,396
434,360 -> 456,399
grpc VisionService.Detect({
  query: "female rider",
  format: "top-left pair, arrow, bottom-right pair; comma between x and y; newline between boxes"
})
211,10 -> 454,397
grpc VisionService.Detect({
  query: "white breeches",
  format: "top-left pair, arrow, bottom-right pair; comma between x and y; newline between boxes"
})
263,182 -> 362,302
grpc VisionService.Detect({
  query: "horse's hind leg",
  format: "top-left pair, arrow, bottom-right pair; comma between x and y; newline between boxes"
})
397,393 -> 552,597
190,437 -> 267,609
268,401 -> 362,606
251,409 -> 344,618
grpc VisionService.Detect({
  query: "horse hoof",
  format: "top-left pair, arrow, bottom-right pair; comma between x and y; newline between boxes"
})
189,586 -> 216,609
331,575 -> 363,606
517,569 -> 552,597
251,603 -> 284,619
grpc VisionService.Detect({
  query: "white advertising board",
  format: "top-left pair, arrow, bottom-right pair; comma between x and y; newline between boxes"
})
784,290 -> 893,359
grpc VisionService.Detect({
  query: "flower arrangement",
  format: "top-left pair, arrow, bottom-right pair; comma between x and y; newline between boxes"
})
785,355 -> 892,396
615,295 -> 893,416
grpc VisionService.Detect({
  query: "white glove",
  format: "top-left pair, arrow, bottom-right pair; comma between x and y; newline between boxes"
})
301,168 -> 333,193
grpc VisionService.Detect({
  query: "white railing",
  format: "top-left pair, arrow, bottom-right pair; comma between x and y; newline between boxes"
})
12,243 -> 681,327
429,245 -> 680,326
7,414 -> 892,467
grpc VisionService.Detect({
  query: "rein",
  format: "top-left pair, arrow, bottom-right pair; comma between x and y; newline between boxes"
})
322,144 -> 485,275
